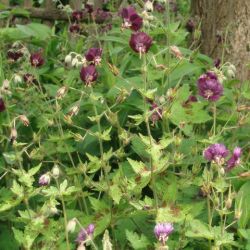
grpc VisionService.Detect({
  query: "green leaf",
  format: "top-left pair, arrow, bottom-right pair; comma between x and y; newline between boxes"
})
109,184 -> 122,204
186,219 -> 213,240
126,230 -> 150,250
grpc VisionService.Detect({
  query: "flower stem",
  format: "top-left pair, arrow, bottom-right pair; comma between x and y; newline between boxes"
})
142,54 -> 158,212
56,179 -> 70,250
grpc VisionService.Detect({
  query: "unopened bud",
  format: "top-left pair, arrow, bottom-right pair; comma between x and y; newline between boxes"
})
39,173 -> 50,186
170,46 -> 183,59
2,79 -> 10,90
13,74 -> 22,84
227,69 -> 235,79
225,198 -> 232,209
68,105 -> 80,117
65,54 -> 72,64
235,209 -> 242,220
66,218 -> 76,233
56,86 -> 68,99
19,115 -> 29,126
52,164 -> 60,179
10,128 -> 17,143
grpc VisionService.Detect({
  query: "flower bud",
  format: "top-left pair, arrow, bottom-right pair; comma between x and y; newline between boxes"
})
225,198 -> 232,209
56,86 -> 68,99
68,105 -> 80,117
52,164 -> 60,179
13,74 -> 22,84
67,218 -> 77,233
235,209 -> 242,220
39,173 -> 50,186
10,128 -> 17,144
170,46 -> 182,59
19,115 -> 30,126
65,54 -> 72,64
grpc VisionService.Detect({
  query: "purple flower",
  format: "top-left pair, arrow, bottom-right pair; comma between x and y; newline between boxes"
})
7,50 -> 23,62
30,52 -> 44,67
183,95 -> 198,107
0,97 -> 6,112
69,23 -> 81,33
80,65 -> 98,85
39,173 -> 50,186
23,73 -> 37,85
185,19 -> 195,33
129,32 -> 153,54
93,9 -> 112,24
76,224 -> 95,244
226,147 -> 242,171
154,223 -> 174,245
204,143 -> 229,165
150,102 -> 163,124
197,72 -> 223,101
71,10 -> 84,22
120,6 -> 143,31
153,2 -> 165,13
86,224 -> 95,235
85,3 -> 94,14
85,48 -> 102,65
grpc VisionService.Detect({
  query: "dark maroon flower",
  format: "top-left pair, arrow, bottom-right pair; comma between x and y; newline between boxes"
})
71,10 -> 84,22
150,102 -> 163,124
153,2 -> 165,13
23,73 -> 37,85
85,3 -> 94,14
93,9 -> 112,23
129,32 -> 153,54
30,52 -> 44,67
214,58 -> 221,68
0,97 -> 6,112
120,6 -> 143,31
76,224 -> 95,244
170,0 -> 178,13
226,147 -> 242,171
154,223 -> 174,245
185,19 -> 195,33
197,72 -> 223,101
69,23 -> 81,33
7,50 -> 23,62
85,48 -> 102,65
183,95 -> 198,107
204,143 -> 229,165
80,65 -> 98,85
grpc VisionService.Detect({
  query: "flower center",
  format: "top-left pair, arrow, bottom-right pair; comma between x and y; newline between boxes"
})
204,89 -> 214,99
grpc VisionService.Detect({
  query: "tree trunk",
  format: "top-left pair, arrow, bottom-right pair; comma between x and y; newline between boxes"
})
191,0 -> 250,80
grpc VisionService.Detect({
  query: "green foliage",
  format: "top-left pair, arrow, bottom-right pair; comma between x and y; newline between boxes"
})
0,1 -> 249,250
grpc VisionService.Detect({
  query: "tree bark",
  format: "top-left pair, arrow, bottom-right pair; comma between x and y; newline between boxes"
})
191,0 -> 250,80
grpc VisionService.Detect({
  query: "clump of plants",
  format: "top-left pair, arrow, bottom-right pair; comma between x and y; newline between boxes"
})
0,1 -> 250,250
